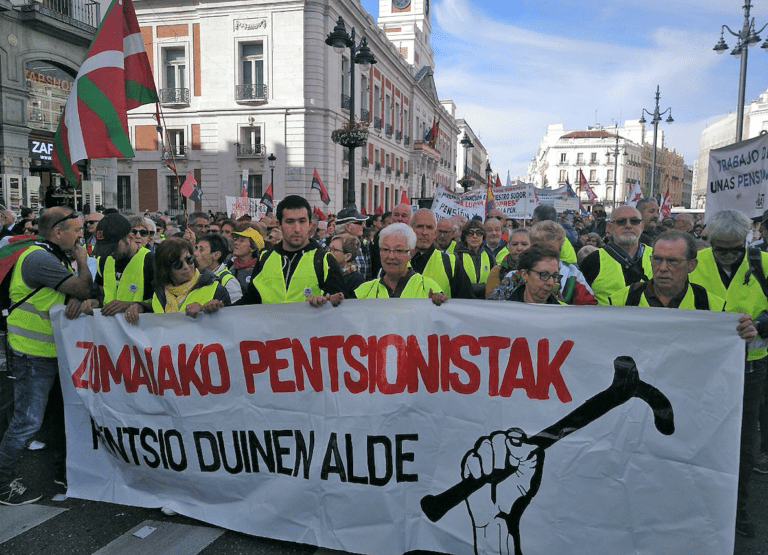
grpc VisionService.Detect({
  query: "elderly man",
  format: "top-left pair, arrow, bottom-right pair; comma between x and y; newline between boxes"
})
673,213 -> 695,234
0,207 -> 94,504
484,217 -> 508,264
637,198 -> 660,245
435,218 -> 458,253
689,209 -> 768,538
391,203 -> 412,224
531,204 -> 577,264
92,213 -> 154,315
581,205 -> 653,304
336,206 -> 371,280
609,230 -> 724,309
410,209 -> 473,299
238,195 -> 345,306
83,211 -> 103,256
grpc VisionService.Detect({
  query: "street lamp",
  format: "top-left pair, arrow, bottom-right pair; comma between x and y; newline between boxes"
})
606,126 -> 627,210
713,0 -> 768,143
639,85 -> 673,200
326,16 -> 377,208
459,132 -> 474,192
268,153 -> 276,187
485,160 -> 492,187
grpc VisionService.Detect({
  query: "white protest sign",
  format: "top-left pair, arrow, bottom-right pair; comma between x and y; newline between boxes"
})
225,195 -> 259,220
431,185 -> 535,220
706,133 -> 768,220
53,302 -> 743,555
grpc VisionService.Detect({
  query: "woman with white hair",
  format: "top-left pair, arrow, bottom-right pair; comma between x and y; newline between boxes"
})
352,223 -> 447,305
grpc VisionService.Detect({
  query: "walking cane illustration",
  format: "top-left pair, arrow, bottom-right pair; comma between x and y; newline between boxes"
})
420,356 -> 675,523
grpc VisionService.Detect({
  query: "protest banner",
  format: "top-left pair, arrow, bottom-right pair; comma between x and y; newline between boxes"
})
52,302 -> 744,555
431,184 -> 536,220
706,132 -> 768,219
225,195 -> 259,220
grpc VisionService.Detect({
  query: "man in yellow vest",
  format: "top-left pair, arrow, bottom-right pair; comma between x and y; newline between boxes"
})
580,205 -> 654,304
0,207 -> 94,505
91,213 -> 154,316
435,217 -> 458,253
410,209 -> 473,299
238,195 -> 345,306
688,209 -> 768,538
484,217 -> 508,264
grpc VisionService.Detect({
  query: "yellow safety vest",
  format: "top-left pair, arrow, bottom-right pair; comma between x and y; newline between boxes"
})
151,282 -> 219,313
591,246 -> 654,305
419,249 -> 457,299
7,246 -> 71,357
609,282 -> 725,311
355,273 -> 443,298
253,249 -> 329,304
494,246 -> 509,266
214,266 -> 237,288
101,247 -> 149,303
445,241 -> 456,254
461,251 -> 492,284
689,247 -> 768,360
561,240 -> 577,265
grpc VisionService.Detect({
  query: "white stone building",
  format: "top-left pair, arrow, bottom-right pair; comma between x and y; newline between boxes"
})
121,0 -> 458,215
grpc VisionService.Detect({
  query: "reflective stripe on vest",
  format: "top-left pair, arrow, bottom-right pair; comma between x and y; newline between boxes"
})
151,282 -> 219,313
102,247 -> 149,303
611,282 -> 724,311
690,247 -> 768,360
461,251 -> 491,284
7,246 -> 70,357
591,247 -> 653,305
253,249 -> 328,304
214,267 -> 236,287
354,273 -> 442,298
421,250 -> 456,298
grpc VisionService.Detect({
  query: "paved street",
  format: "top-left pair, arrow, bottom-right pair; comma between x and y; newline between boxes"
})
2,446 -> 768,554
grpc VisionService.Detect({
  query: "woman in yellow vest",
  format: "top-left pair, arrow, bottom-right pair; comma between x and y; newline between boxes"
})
454,219 -> 495,298
124,238 -> 230,323
353,223 -> 447,305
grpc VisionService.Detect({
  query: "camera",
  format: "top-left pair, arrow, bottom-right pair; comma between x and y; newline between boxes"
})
755,311 -> 768,339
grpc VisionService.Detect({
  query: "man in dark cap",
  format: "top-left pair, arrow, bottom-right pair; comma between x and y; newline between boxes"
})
336,206 -> 371,280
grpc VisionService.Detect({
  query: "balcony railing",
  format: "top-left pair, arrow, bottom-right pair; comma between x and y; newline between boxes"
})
373,117 -> 382,130
395,131 -> 402,142
375,162 -> 381,172
396,169 -> 401,178
361,108 -> 370,122
385,124 -> 392,137
159,88 -> 190,106
21,0 -> 99,40
236,83 -> 268,101
235,143 -> 266,157
170,145 -> 187,157
386,167 -> 392,175
362,157 -> 369,168
341,94 -> 351,110
404,135 -> 410,146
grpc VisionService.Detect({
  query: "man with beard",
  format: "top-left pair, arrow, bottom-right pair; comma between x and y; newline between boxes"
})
580,205 -> 653,304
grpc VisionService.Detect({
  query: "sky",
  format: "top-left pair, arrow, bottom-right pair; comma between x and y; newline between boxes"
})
360,0 -> 768,180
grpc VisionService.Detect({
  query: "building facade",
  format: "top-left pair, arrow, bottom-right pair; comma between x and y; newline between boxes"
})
123,0 -> 458,215
454,117 -> 488,192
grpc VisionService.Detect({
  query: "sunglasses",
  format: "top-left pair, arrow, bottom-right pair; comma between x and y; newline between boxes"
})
131,228 -> 151,237
171,255 -> 196,270
712,245 -> 744,255
467,229 -> 484,236
24,227 -> 38,234
86,220 -> 100,225
51,210 -> 79,229
612,218 -> 643,226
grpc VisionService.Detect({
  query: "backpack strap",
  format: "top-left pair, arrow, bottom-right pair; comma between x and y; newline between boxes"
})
441,252 -> 453,282
604,243 -> 649,283
2,286 -> 45,318
746,247 -> 768,299
690,283 -> 711,311
624,281 -> 646,306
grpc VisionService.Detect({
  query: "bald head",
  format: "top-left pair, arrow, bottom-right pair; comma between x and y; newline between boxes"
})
391,204 -> 412,224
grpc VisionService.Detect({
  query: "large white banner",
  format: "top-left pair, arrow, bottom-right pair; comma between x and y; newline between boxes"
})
53,302 -> 744,555
706,132 -> 768,219
431,185 -> 537,220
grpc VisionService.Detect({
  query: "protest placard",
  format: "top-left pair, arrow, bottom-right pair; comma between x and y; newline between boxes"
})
706,133 -> 768,219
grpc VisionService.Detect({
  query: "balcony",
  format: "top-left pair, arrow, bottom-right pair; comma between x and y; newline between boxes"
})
236,143 -> 266,158
395,131 -> 402,142
362,157 -> 369,168
169,145 -> 187,157
396,169 -> 401,178
159,88 -> 190,106
404,172 -> 409,179
373,117 -> 382,130
236,83 -> 268,102
386,167 -> 392,176
20,0 -> 98,46
341,94 -> 351,111
404,135 -> 410,146
361,108 -> 370,122
375,162 -> 381,172
385,124 -> 392,138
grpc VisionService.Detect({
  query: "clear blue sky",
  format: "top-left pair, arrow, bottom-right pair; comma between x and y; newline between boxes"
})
362,0 -> 768,179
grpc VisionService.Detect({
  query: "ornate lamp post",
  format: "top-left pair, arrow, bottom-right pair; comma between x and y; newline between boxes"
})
713,0 -> 768,143
458,132 -> 474,192
326,16 -> 376,208
639,85 -> 673,200
268,153 -> 276,188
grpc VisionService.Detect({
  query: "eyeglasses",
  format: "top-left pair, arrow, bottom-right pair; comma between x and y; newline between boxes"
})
380,248 -> 410,256
466,229 -> 484,236
612,218 -> 643,226
712,245 -> 744,255
51,210 -> 79,229
328,247 -> 345,255
171,255 -> 196,270
651,256 -> 690,267
131,228 -> 150,237
528,269 -> 562,282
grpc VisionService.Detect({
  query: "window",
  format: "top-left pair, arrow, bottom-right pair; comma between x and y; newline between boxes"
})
385,94 -> 391,125
576,153 -> 584,164
374,85 -> 380,118
385,186 -> 390,211
239,42 -> 266,100
589,170 -> 597,181
164,48 -> 186,89
590,152 -> 597,163
374,184 -> 379,210
167,129 -> 185,156
560,153 -> 567,163
360,75 -> 368,114
360,182 -> 367,210
607,169 -> 614,182
341,57 -> 349,96
167,176 -> 182,212
238,126 -> 262,156
117,176 -> 131,211
559,170 -> 567,182
247,174 -> 263,198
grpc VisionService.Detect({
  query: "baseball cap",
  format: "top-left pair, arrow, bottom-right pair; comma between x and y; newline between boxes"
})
232,227 -> 265,251
93,214 -> 132,258
336,206 -> 367,224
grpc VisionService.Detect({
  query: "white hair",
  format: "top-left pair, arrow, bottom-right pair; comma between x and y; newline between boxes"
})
379,222 -> 416,250
705,210 -> 751,243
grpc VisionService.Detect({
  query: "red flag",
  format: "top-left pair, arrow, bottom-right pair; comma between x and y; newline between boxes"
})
660,188 -> 672,218
495,174 -> 502,188
240,178 -> 248,198
578,169 -> 588,192
52,0 -> 158,185
312,205 -> 326,220
311,168 -> 330,205
360,205 -> 367,215
180,172 -> 196,198
375,204 -> 383,214
400,189 -> 409,205
260,184 -> 274,214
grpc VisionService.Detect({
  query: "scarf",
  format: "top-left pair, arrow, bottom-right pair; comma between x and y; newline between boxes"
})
164,268 -> 200,313
232,257 -> 257,270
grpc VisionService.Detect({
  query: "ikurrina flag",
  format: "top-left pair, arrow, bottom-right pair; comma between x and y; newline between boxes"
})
53,0 -> 158,185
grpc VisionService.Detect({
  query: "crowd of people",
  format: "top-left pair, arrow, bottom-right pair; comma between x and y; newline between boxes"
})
0,194 -> 766,542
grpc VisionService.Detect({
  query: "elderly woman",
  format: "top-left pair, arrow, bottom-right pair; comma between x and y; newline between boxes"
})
229,224 -> 264,293
454,219 -> 495,297
352,223 -> 446,305
585,232 -> 603,248
327,233 -> 365,296
124,237 -> 230,323
485,228 -> 530,298
128,216 -> 154,250
503,243 -> 563,304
